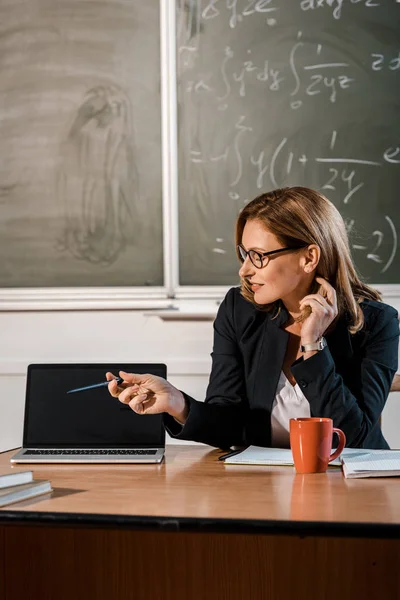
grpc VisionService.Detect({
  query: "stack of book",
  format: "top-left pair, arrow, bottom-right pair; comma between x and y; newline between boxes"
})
0,470 -> 52,507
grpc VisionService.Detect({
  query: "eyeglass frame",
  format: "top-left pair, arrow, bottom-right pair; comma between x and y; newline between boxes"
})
237,243 -> 308,269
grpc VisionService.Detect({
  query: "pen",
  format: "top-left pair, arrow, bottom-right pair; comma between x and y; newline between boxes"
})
67,377 -> 123,394
218,448 -> 246,461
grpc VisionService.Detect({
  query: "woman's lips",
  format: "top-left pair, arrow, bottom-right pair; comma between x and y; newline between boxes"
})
251,283 -> 263,292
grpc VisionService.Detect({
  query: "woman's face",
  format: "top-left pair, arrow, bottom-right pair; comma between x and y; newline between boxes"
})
238,219 -> 312,307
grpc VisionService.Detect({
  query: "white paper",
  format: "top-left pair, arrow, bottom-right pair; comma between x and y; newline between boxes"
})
224,446 -> 294,465
224,446 -> 374,467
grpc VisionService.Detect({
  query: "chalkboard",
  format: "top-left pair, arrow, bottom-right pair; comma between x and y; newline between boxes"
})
0,1 -> 162,287
177,1 -> 400,286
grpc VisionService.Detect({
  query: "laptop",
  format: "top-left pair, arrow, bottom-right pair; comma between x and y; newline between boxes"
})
11,363 -> 166,464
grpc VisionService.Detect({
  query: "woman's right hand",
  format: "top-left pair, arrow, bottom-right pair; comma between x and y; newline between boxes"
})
106,371 -> 189,424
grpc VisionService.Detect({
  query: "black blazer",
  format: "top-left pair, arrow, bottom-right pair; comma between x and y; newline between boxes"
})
164,287 -> 399,449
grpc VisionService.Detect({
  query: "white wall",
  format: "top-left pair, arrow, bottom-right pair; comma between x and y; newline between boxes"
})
0,309 -> 213,452
1,298 -> 399,451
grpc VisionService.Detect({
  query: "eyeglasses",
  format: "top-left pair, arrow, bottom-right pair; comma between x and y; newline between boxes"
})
237,243 -> 307,269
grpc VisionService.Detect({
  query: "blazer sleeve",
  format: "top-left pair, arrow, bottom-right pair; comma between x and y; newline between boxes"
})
290,305 -> 399,447
163,288 -> 249,449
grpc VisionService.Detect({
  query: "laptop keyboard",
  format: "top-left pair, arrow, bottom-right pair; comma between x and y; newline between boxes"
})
23,449 -> 157,456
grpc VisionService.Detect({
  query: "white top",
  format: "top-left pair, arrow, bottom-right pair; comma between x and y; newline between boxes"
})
270,371 -> 311,448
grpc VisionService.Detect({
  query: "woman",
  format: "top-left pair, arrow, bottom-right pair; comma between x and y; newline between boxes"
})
107,187 -> 399,449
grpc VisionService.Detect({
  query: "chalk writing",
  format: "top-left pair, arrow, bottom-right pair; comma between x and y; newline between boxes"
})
177,1 -> 399,282
300,0 -> 380,22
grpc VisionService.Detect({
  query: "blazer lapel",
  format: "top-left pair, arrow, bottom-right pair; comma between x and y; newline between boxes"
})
253,305 -> 289,412
245,305 -> 289,446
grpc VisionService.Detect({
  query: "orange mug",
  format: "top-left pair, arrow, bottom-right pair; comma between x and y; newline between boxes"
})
290,417 -> 346,474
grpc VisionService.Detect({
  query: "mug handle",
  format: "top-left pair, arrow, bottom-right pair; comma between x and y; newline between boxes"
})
328,428 -> 346,462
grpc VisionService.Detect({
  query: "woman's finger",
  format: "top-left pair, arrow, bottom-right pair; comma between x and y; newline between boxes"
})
107,379 -> 124,398
106,371 -> 118,382
108,380 -> 119,398
119,371 -> 152,386
129,393 -> 149,414
117,386 -> 139,404
300,294 -> 332,311
106,372 -> 138,398
106,372 -> 124,396
300,298 -> 330,316
315,277 -> 337,306
129,394 -> 158,415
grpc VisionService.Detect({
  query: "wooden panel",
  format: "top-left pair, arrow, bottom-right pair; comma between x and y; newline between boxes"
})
0,524 -> 5,600
1,524 -> 399,600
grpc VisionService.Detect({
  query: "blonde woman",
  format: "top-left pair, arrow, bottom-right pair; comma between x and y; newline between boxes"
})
108,187 -> 399,449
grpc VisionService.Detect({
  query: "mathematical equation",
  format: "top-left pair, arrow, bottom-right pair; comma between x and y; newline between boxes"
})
189,125 -> 398,273
196,0 -> 278,29
300,0 -> 381,21
180,33 -> 398,111
177,1 -> 399,278
184,0 -> 382,29
190,122 -> 399,183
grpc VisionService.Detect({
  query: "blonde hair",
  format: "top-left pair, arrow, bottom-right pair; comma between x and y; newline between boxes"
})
236,187 -> 381,334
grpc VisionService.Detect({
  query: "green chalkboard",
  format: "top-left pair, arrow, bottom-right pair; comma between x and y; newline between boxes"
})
0,1 -> 162,288
177,0 -> 399,286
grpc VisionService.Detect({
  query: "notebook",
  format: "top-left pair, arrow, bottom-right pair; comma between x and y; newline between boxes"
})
223,445 -> 373,467
0,480 -> 52,507
0,470 -> 33,488
11,363 -> 166,464
224,447 -> 295,466
341,450 -> 400,479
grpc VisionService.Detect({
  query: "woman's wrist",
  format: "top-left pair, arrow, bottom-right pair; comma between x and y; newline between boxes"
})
300,334 -> 320,346
300,335 -> 323,360
169,389 -> 189,424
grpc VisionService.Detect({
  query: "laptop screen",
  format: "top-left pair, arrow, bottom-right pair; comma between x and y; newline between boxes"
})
23,364 -> 166,448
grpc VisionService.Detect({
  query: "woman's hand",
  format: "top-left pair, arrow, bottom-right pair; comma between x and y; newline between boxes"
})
299,277 -> 338,345
106,371 -> 189,424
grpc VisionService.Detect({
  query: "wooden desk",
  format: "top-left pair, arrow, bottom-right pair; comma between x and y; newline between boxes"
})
0,445 -> 399,600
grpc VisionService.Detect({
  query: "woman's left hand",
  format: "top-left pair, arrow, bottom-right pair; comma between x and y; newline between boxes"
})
299,277 -> 338,344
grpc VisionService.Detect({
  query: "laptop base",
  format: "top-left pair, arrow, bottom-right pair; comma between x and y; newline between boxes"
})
10,448 -> 165,464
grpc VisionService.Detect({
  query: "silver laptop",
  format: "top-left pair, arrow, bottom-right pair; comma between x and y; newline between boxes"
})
11,363 -> 166,464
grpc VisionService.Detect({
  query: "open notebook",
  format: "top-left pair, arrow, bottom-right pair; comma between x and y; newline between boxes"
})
341,450 -> 400,479
223,446 -> 376,468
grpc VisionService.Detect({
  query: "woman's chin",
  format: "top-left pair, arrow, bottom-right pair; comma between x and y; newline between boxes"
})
253,289 -> 277,305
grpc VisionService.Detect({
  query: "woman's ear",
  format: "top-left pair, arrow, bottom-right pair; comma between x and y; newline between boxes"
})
303,244 -> 320,273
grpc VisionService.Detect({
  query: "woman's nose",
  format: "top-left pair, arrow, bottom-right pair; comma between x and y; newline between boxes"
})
239,256 -> 254,278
